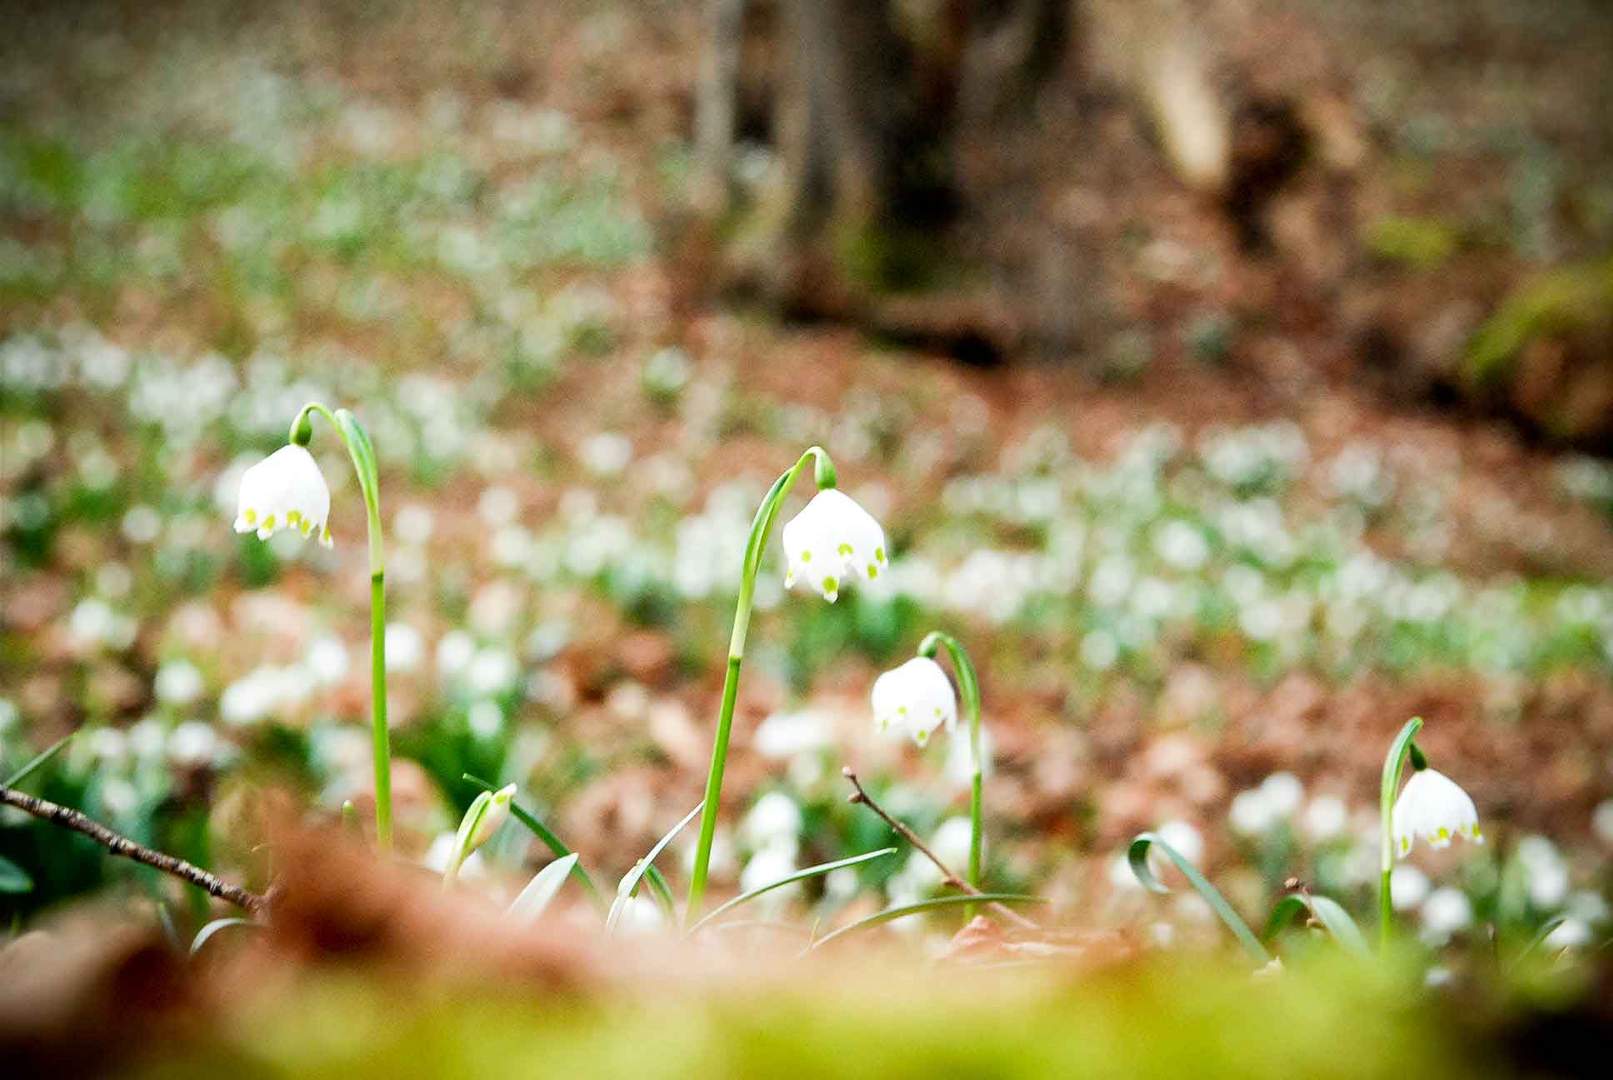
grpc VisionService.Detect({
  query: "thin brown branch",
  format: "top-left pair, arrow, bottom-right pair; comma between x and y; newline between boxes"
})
841,767 -> 1038,930
1,784 -> 266,914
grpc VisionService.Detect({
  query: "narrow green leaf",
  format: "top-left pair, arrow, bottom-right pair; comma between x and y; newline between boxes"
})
4,732 -> 75,788
689,847 -> 898,934
190,917 -> 256,957
606,800 -> 704,933
1128,832 -> 1270,963
1512,915 -> 1570,969
508,853 -> 580,923
1263,892 -> 1369,957
463,773 -> 604,908
810,893 -> 1044,951
642,865 -> 677,917
0,856 -> 32,894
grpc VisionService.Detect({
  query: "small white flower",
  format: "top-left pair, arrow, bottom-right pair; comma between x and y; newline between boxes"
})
1392,768 -> 1483,858
781,488 -> 887,602
232,444 -> 332,546
469,783 -> 517,850
871,656 -> 956,747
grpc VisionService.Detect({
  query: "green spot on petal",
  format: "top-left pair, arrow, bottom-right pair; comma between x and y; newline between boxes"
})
244,509 -> 257,525
875,546 -> 886,563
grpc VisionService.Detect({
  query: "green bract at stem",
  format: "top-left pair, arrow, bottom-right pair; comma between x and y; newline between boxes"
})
685,446 -> 835,923
442,788 -> 496,890
291,402 -> 392,851
917,630 -> 985,917
1378,716 -> 1425,951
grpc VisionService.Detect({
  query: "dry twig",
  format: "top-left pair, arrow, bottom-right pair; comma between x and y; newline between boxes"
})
841,767 -> 1038,930
0,784 -> 266,914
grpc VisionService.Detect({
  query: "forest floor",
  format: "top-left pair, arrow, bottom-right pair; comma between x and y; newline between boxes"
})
1,2 -> 1611,1045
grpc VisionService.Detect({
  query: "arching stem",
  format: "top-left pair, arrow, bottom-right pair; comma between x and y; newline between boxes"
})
685,446 -> 835,923
292,402 -> 391,851
1378,716 -> 1425,951
918,630 -> 984,917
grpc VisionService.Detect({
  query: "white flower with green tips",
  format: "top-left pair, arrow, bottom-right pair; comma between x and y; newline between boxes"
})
1392,768 -> 1482,858
233,444 -> 333,546
781,489 -> 887,602
871,656 -> 956,747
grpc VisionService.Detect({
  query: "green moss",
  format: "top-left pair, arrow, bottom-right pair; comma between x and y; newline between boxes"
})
1465,259 -> 1613,385
1363,215 -> 1459,270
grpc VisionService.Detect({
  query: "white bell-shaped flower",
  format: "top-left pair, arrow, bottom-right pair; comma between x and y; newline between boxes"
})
781,489 -> 887,602
233,444 -> 333,546
871,656 -> 956,747
1392,768 -> 1482,858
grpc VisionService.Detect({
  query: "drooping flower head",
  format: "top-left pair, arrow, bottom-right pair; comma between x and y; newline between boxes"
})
234,444 -> 333,546
1392,768 -> 1482,858
781,488 -> 886,602
871,656 -> 956,747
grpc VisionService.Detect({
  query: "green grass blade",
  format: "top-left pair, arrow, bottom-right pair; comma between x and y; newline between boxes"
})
508,853 -> 580,923
642,865 -> 677,917
688,847 -> 898,935
463,773 -> 605,909
4,733 -> 75,788
1128,832 -> 1270,963
1263,893 -> 1369,957
0,855 -> 32,894
606,800 -> 704,933
190,917 -> 256,957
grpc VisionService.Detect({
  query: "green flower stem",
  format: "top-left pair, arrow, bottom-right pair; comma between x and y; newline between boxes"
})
1378,716 -> 1424,951
917,630 -> 984,916
685,446 -> 835,923
292,402 -> 392,852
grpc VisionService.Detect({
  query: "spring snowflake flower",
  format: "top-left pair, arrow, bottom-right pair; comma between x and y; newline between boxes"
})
871,656 -> 956,747
1392,768 -> 1482,858
781,489 -> 887,602
233,444 -> 333,546
468,783 -> 517,850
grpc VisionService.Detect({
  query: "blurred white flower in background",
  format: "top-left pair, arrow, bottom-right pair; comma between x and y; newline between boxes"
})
741,791 -> 802,853
167,721 -> 223,768
384,623 -> 424,673
1393,769 -> 1482,857
1155,820 -> 1204,865
233,444 -> 333,546
1301,794 -> 1349,842
1420,886 -> 1473,944
154,659 -> 204,706
753,710 -> 831,760
739,842 -> 799,906
1516,835 -> 1570,909
1228,772 -> 1305,838
1592,800 -> 1613,846
871,657 -> 956,748
1390,864 -> 1431,911
305,635 -> 350,687
782,489 -> 887,603
68,598 -> 137,652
